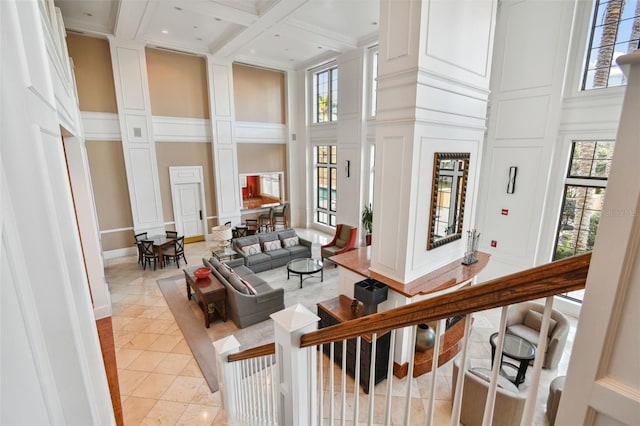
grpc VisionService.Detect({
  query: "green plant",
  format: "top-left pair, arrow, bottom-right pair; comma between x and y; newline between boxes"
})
362,203 -> 373,234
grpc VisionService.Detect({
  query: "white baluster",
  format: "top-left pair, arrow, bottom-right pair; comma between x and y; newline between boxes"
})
318,345 -> 324,425
353,336 -> 362,424
341,339 -> 347,425
451,314 -> 474,426
330,342 -> 335,426
483,306 -> 509,426
367,333 -> 377,425
384,330 -> 397,425
404,326 -> 416,426
426,319 -> 444,425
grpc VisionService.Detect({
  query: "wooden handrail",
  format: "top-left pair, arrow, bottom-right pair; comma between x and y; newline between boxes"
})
300,252 -> 591,348
227,342 -> 275,362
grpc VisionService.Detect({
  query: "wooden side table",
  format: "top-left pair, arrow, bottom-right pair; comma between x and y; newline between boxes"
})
183,267 -> 227,328
317,295 -> 390,394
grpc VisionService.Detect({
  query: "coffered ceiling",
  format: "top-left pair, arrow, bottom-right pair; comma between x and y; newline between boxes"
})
56,0 -> 380,70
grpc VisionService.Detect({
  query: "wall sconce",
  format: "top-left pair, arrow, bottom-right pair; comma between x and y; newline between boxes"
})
507,166 -> 517,194
345,160 -> 351,178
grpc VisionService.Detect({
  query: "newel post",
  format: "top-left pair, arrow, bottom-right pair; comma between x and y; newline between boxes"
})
212,335 -> 241,418
271,304 -> 320,426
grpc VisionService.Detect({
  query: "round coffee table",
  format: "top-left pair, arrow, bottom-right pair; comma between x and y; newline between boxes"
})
287,258 -> 324,288
489,332 -> 536,387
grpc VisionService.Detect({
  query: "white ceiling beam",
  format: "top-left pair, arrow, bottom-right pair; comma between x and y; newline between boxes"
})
180,1 -> 259,27
113,0 -> 152,40
279,19 -> 357,52
212,0 -> 310,58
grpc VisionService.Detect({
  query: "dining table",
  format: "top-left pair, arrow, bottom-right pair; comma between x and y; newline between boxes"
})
147,235 -> 176,269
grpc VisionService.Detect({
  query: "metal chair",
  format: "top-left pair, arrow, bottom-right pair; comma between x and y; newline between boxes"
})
135,232 -> 148,266
163,236 -> 187,268
165,230 -> 178,239
140,240 -> 158,270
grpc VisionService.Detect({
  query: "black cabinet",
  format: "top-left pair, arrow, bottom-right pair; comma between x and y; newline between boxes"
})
317,295 -> 390,394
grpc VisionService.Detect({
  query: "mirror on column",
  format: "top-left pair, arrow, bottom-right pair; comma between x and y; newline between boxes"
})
427,152 -> 470,250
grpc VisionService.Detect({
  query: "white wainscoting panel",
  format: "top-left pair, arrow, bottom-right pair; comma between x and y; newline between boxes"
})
424,0 -> 496,85
215,120 -> 233,145
124,113 -> 149,143
212,64 -> 232,117
499,1 -> 565,92
81,112 -> 121,140
217,147 -> 239,214
129,147 -> 162,224
495,95 -> 550,140
235,121 -> 287,144
153,116 -> 211,142
115,47 -> 145,111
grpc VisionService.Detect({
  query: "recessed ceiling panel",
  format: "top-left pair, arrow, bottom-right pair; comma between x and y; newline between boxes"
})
293,0 -> 379,40
56,0 -> 118,34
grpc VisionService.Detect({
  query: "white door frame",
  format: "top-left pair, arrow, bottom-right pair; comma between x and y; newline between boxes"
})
169,166 -> 207,237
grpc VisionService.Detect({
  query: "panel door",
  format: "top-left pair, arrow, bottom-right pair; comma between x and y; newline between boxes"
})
177,183 -> 202,238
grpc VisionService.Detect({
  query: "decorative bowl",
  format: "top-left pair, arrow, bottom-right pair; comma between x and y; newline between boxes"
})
194,267 -> 211,279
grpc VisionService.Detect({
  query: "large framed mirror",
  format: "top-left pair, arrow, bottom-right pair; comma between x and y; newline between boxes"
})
427,152 -> 470,250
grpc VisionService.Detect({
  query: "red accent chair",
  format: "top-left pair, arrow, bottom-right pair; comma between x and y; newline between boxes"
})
321,224 -> 358,266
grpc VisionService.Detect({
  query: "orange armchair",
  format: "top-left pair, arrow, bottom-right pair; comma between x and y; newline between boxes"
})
321,224 -> 358,265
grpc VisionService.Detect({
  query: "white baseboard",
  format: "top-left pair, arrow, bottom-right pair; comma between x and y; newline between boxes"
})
103,247 -> 137,261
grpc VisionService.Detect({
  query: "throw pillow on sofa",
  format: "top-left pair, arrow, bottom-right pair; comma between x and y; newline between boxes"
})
228,274 -> 249,294
281,236 -> 299,248
263,240 -> 281,252
241,243 -> 262,256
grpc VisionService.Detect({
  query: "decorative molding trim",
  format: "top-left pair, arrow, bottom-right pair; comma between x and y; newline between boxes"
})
153,116 -> 212,142
81,112 -> 121,141
235,121 -> 287,144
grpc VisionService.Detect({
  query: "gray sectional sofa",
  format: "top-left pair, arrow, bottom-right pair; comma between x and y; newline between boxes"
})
202,257 -> 284,329
232,229 -> 312,273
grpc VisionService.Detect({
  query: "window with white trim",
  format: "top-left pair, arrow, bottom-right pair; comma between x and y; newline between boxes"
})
312,66 -> 338,123
582,0 -> 640,90
553,140 -> 615,302
315,145 -> 337,226
369,48 -> 379,117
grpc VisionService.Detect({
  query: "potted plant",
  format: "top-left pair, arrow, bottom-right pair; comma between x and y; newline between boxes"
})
362,203 -> 373,246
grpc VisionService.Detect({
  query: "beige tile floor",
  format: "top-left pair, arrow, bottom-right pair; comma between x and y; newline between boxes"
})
106,229 -> 576,425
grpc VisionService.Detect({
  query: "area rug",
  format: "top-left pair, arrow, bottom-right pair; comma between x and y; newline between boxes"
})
157,275 -> 219,392
157,264 -> 340,392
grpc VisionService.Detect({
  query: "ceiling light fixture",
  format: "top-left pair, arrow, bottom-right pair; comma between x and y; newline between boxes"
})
83,12 -> 93,17
196,37 -> 203,41
161,29 -> 169,34
214,17 -> 221,21
371,21 -> 378,25
174,6 -> 183,11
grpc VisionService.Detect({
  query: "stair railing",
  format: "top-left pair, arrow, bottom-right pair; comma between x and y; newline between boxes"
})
215,252 -> 591,425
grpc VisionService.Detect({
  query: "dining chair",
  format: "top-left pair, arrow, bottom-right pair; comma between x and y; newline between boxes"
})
234,226 -> 248,238
258,207 -> 274,232
245,219 -> 258,235
272,203 -> 288,230
165,230 -> 178,239
140,240 -> 158,270
163,236 -> 187,268
135,232 -> 148,266
224,221 -> 232,227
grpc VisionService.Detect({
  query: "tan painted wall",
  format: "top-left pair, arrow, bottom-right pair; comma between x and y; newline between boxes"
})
85,141 -> 133,251
155,142 -> 216,228
237,143 -> 286,173
66,34 -> 118,113
146,48 -> 210,119
233,64 -> 286,124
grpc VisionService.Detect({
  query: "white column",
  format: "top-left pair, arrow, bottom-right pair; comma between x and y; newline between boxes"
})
336,48 -> 368,231
372,0 -> 498,284
108,37 -> 165,235
271,304 -> 320,426
206,57 -> 242,225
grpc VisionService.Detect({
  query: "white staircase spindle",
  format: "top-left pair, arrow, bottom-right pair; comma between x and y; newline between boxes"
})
483,306 -> 509,426
521,296 -> 554,425
404,326 -> 417,426
426,319 -> 444,425
330,341 -> 335,426
353,336 -> 362,425
318,344 -> 324,424
341,339 -> 347,426
451,314 -> 474,426
367,333 -> 378,425
384,330 -> 397,426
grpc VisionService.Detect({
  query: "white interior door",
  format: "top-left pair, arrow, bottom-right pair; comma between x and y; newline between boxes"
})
176,183 -> 202,238
169,166 -> 206,238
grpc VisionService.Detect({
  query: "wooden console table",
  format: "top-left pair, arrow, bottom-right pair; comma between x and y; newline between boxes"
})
183,267 -> 227,328
317,295 -> 390,394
